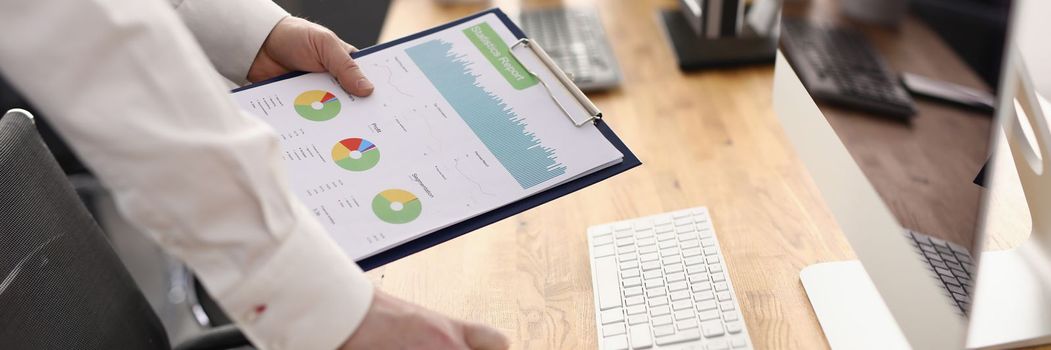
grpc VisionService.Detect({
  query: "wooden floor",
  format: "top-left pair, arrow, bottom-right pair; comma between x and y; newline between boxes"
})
364,1 -> 1035,349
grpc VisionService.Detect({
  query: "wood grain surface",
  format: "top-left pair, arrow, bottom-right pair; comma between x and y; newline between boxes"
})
361,1 -> 1035,349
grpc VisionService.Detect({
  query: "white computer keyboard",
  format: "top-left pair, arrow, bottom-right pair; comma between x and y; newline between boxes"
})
587,207 -> 753,350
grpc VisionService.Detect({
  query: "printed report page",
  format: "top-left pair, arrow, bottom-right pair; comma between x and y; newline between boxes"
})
232,13 -> 623,261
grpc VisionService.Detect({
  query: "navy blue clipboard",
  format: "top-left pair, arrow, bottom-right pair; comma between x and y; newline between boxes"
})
232,8 -> 641,271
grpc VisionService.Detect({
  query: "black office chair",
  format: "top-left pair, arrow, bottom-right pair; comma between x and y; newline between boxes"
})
0,109 -> 249,350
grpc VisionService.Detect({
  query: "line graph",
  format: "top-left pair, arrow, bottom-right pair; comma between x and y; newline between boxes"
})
406,39 -> 566,189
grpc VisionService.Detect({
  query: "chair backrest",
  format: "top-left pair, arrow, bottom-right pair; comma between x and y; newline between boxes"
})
0,110 -> 170,349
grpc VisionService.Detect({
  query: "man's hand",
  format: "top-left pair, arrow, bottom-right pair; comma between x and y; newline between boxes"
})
248,17 -> 373,97
342,289 -> 510,350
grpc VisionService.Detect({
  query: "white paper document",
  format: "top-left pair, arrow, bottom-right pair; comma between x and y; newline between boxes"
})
231,13 -> 623,261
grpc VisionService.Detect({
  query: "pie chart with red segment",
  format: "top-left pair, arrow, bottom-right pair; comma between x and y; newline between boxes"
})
294,90 -> 341,121
331,138 -> 380,171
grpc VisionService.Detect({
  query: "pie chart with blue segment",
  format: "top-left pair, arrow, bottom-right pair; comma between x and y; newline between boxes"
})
294,90 -> 341,121
332,138 -> 380,171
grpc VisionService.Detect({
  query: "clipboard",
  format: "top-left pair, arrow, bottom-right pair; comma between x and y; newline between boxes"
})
232,8 -> 641,271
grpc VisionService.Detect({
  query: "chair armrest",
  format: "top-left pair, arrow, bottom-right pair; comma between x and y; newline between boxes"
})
173,324 -> 250,350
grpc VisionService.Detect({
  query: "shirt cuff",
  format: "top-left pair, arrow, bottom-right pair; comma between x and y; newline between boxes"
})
215,204 -> 374,350
174,0 -> 289,84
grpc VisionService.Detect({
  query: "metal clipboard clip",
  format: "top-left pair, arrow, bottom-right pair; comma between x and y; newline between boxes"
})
508,38 -> 602,127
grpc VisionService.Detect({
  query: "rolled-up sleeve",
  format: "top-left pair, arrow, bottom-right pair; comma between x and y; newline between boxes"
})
171,0 -> 289,84
0,0 -> 372,349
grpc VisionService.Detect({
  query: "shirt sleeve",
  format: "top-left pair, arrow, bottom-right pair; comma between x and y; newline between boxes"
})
0,1 -> 372,350
170,0 -> 290,84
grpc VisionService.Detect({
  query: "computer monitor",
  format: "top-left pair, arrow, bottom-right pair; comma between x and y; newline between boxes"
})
773,0 -> 1051,348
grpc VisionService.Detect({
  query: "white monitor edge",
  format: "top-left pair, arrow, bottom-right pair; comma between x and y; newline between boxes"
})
772,51 -> 967,349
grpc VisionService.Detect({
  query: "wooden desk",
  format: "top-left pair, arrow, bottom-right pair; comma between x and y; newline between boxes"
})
363,1 -> 1032,348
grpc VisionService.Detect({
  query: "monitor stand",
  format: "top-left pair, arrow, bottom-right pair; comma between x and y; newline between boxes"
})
657,9 -> 777,71
801,246 -> 1051,349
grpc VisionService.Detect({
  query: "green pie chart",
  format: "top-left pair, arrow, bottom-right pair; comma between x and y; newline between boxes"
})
294,90 -> 341,121
372,189 -> 422,224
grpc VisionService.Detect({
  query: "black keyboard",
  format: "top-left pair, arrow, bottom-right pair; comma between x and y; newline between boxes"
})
781,19 -> 916,118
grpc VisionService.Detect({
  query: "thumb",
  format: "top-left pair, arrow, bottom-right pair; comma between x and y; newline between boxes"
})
462,321 -> 510,350
318,32 -> 373,97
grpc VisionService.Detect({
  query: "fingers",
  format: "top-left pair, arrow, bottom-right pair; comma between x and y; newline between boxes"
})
319,32 -> 373,97
461,321 -> 510,350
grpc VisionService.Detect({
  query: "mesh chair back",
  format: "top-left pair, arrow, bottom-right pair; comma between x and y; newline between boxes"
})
0,111 -> 170,349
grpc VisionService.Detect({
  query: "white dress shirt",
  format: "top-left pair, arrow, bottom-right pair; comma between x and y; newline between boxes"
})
0,0 -> 373,349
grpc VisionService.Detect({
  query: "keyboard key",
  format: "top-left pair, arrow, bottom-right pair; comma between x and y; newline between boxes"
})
681,239 -> 700,249
637,237 -> 656,246
674,218 -> 693,227
659,240 -> 677,249
706,256 -> 721,264
641,261 -> 661,271
625,296 -> 644,306
623,277 -> 642,288
624,286 -> 643,297
652,315 -> 673,326
613,223 -> 631,232
687,265 -> 707,275
594,256 -> 622,310
618,252 -> 637,262
732,338 -> 748,348
714,282 -> 728,291
603,322 -> 625,337
619,260 -> 639,271
593,245 -> 615,258
704,247 -> 719,256
676,226 -> 695,234
672,211 -> 691,220
720,301 -> 735,312
666,266 -> 685,277
648,296 -> 668,307
684,256 -> 705,266
626,304 -> 646,315
717,292 -> 731,302
661,247 -> 681,257
701,238 -> 716,247
694,290 -> 715,301
677,318 -> 698,330
628,314 -> 648,326
592,235 -> 613,246
603,335 -> 628,350
726,322 -> 743,334
683,247 -> 704,258
723,311 -> 739,321
630,324 -> 654,349
674,310 -> 695,321
692,281 -> 713,292
639,253 -> 659,263
672,300 -> 693,311
711,273 -> 726,282
650,305 -> 671,316
668,281 -> 688,292
701,320 -> 725,337
670,290 -> 690,301
689,272 -> 710,283
653,325 -> 675,337
646,287 -> 666,298
663,255 -> 683,265
709,264 -> 725,274
638,245 -> 658,255
644,278 -> 664,289
698,309 -> 720,321
643,270 -> 662,280
655,328 -> 701,346
697,299 -> 718,311
616,238 -> 635,248
657,233 -> 676,242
